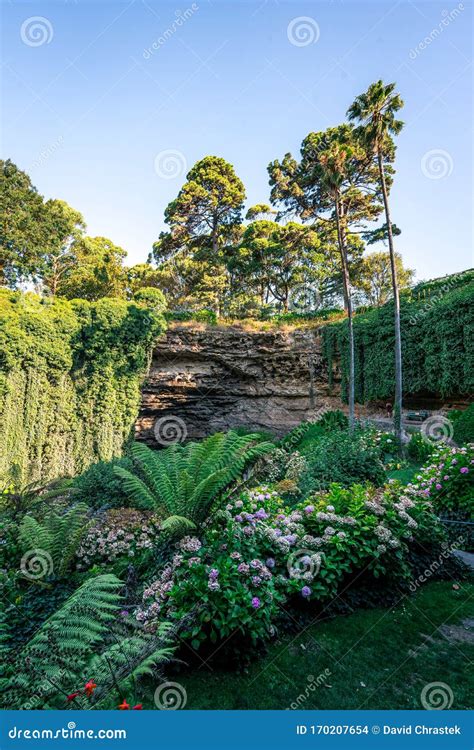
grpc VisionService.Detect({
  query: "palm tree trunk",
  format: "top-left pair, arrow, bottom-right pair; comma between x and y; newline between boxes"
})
377,150 -> 402,445
334,199 -> 355,430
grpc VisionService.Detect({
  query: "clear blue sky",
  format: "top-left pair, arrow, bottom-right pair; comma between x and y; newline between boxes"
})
1,0 -> 472,280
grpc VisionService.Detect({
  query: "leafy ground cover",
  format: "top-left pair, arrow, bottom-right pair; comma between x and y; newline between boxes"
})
178,581 -> 474,710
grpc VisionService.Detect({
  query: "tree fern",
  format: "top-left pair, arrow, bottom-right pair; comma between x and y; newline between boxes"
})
115,431 -> 274,532
0,575 -> 123,709
19,503 -> 89,578
85,622 -> 175,709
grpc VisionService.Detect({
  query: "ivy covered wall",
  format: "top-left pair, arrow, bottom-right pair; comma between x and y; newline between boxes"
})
0,290 -> 166,484
322,271 -> 474,404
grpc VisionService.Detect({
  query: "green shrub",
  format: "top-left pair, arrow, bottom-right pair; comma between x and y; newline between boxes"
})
133,286 -> 167,313
406,443 -> 473,516
73,457 -> 133,508
407,432 -> 433,462
137,481 -> 445,654
451,403 -> 474,446
317,409 -> 349,431
300,428 -> 386,491
165,308 -> 217,325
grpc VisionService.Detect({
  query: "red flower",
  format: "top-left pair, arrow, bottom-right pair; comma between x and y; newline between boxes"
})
118,699 -> 130,710
132,704 -> 143,710
84,680 -> 97,697
67,692 -> 81,702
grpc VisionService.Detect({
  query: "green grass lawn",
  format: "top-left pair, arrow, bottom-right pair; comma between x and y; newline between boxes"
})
387,460 -> 422,484
175,581 -> 473,710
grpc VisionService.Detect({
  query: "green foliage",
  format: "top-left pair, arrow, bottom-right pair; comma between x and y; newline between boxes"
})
0,574 -> 174,710
352,251 -> 414,306
72,457 -> 133,508
406,443 -> 473,516
133,286 -> 167,313
0,476 -> 75,518
19,503 -> 89,578
115,432 -> 274,529
407,432 -> 433,462
0,290 -> 166,484
0,160 -> 53,286
317,409 -> 349,431
323,271 -> 474,401
451,403 -> 474,446
0,574 -> 122,708
300,428 -> 386,491
165,308 -> 217,325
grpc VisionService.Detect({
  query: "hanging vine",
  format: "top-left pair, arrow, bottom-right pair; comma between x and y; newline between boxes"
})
0,290 -> 166,484
322,271 -> 474,403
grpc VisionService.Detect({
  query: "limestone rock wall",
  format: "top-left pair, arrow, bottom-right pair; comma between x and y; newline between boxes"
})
135,325 -> 343,445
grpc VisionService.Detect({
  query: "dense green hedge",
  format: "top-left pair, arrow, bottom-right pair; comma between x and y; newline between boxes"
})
0,290 -> 166,484
323,271 -> 474,403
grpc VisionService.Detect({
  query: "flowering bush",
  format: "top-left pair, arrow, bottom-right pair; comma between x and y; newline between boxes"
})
300,428 -> 386,491
136,482 -> 444,652
405,443 -> 473,515
76,508 -> 160,569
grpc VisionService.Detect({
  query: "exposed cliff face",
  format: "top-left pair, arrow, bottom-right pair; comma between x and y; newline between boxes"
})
136,325 -> 343,445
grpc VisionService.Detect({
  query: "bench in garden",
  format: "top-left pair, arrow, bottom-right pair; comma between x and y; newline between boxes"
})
406,410 -> 431,422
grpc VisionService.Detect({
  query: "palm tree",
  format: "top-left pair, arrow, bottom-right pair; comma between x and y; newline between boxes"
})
347,80 -> 404,444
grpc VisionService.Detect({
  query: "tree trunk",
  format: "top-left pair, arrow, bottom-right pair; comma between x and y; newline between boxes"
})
378,150 -> 402,445
334,199 -> 355,430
